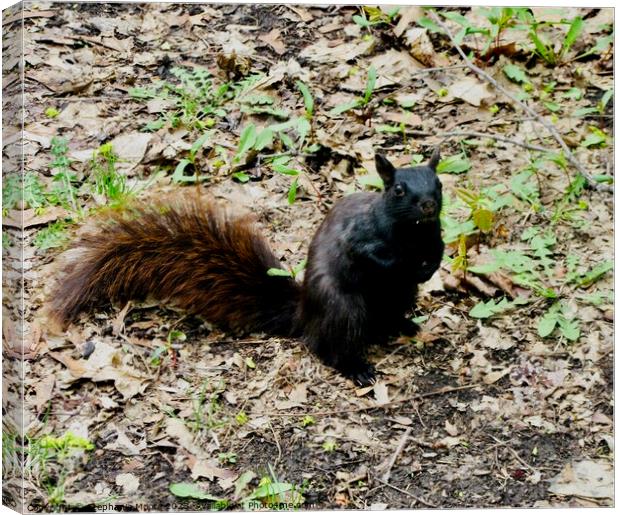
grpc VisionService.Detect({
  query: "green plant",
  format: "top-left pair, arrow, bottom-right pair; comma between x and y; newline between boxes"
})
24,172 -> 48,210
581,126 -> 607,148
130,67 -> 223,131
476,7 -> 532,56
577,291 -> 613,307
565,257 -> 613,288
187,379 -> 228,432
90,142 -> 129,202
238,92 -> 289,119
269,155 -> 304,205
551,171 -> 589,225
322,440 -> 337,452
510,168 -> 542,212
151,329 -> 186,367
575,32 -> 613,60
235,411 -> 249,425
38,432 -> 94,456
218,452 -> 237,464
538,301 -> 580,341
440,183 -> 509,248
470,297 -> 528,319
165,67 -> 225,129
455,187 -> 495,234
529,15 -> 584,65
440,214 -> 477,246
173,132 -> 212,183
451,235 -> 469,275
233,121 -> 314,203
49,137 -> 79,212
352,6 -> 399,31
239,466 -> 305,510
45,107 -> 60,118
573,89 -> 613,117
296,81 -> 314,120
376,121 -> 407,143
437,153 -> 471,174
234,124 -> 273,163
23,432 -> 95,509
300,415 -> 315,427
267,258 -> 306,279
169,482 -> 227,506
330,66 -> 377,115
33,221 -> 69,250
130,68 -> 286,133
437,8 -> 531,59
3,172 -> 48,212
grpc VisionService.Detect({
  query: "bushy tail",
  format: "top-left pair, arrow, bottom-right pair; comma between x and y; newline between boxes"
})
49,196 -> 301,335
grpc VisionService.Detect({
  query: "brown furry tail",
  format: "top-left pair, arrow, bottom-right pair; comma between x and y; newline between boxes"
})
49,197 -> 301,335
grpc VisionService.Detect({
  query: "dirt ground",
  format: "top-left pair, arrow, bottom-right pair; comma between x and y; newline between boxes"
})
2,2 -> 614,511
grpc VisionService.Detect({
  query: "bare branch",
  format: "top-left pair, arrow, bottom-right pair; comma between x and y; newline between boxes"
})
380,427 -> 412,482
403,129 -> 552,153
429,10 -> 611,192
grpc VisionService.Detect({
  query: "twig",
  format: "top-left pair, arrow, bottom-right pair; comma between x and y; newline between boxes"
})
403,129 -> 552,153
381,427 -> 412,482
268,421 -> 282,466
249,383 -> 481,417
374,478 -> 438,508
429,10 -> 610,192
488,435 -> 536,472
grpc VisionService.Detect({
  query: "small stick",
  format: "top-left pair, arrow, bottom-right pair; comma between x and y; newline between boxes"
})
403,129 -> 552,153
381,427 -> 412,482
374,478 -> 438,508
488,435 -> 536,471
429,10 -> 610,192
249,383 -> 481,417
268,421 -> 283,466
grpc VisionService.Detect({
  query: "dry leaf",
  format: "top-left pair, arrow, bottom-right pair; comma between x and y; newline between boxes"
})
105,428 -> 147,456
373,382 -> 389,405
394,6 -> 424,37
191,458 -> 237,481
288,383 -> 308,404
548,460 -> 613,500
258,28 -> 286,55
115,473 -> 140,494
478,324 -> 515,350
165,417 -> 201,455
445,420 -> 459,437
48,351 -> 88,378
33,376 -> 55,411
404,28 -> 437,66
109,132 -> 153,172
448,77 -> 494,107
300,38 -> 373,64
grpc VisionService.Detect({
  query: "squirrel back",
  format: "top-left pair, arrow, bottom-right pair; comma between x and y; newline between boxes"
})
49,196 -> 300,335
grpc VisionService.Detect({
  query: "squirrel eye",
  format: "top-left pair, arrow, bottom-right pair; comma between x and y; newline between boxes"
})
394,184 -> 405,197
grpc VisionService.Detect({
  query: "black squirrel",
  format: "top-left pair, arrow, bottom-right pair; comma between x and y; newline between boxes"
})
50,151 -> 444,385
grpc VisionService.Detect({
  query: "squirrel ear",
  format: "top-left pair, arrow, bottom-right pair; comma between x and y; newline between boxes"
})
428,147 -> 441,171
375,154 -> 396,188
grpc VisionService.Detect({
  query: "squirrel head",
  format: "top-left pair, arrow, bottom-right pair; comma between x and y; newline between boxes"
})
375,149 -> 442,225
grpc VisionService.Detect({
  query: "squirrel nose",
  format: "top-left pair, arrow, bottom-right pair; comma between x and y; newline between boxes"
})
421,199 -> 436,215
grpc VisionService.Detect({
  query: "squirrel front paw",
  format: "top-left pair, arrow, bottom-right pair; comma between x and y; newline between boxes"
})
350,362 -> 377,387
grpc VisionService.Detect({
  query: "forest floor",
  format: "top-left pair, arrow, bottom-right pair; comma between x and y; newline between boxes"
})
2,3 -> 614,511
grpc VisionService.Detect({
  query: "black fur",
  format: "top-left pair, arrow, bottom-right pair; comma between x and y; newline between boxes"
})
297,152 -> 444,385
